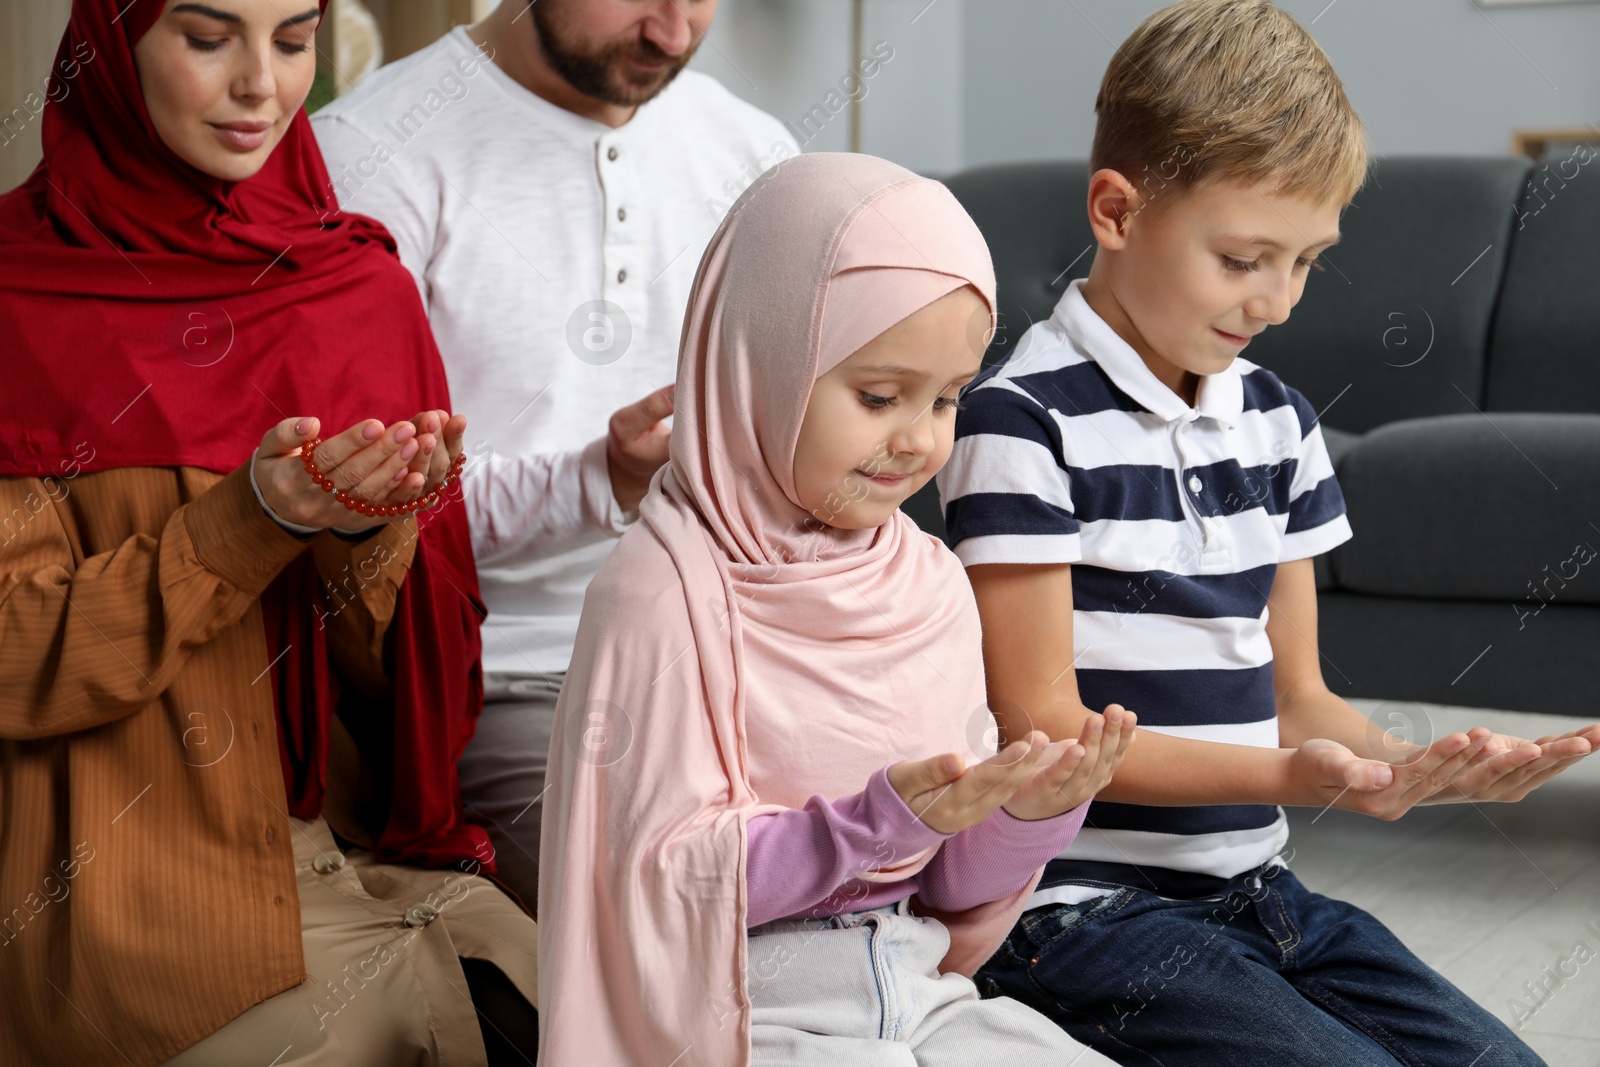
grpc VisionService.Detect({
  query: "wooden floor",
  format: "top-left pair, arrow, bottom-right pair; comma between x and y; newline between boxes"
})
1286,700 -> 1600,1067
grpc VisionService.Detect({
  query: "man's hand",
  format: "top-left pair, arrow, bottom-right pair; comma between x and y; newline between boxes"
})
1004,705 -> 1136,820
607,384 -> 675,513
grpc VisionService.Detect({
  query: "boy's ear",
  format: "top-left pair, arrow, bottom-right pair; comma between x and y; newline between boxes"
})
1086,168 -> 1143,251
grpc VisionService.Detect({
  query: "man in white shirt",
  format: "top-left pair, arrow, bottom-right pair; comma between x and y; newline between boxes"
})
312,0 -> 798,906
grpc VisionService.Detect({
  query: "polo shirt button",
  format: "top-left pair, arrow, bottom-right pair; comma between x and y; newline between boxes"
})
1188,476 -> 1203,494
617,207 -> 626,221
404,903 -> 440,928
616,268 -> 627,283
607,146 -> 619,161
312,851 -> 346,875
264,825 -> 276,843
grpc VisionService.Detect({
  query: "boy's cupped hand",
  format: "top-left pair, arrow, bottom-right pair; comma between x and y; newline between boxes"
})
1294,732 -> 1476,820
1293,722 -> 1598,819
888,706 -> 1137,834
1416,722 -> 1598,804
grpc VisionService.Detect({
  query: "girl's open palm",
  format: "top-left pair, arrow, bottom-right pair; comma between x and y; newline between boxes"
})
887,733 -> 1056,835
1003,705 -> 1137,821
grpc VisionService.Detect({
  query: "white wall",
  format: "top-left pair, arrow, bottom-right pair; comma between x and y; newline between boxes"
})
959,0 -> 1600,167
690,0 -> 966,175
8,0 -> 1598,195
0,0 -> 482,191
700,0 -> 1600,172
0,0 -> 73,191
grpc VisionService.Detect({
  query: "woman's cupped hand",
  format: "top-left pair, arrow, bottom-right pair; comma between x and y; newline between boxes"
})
252,411 -> 468,534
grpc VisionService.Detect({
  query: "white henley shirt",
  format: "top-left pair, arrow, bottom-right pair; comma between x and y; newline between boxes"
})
312,27 -> 797,673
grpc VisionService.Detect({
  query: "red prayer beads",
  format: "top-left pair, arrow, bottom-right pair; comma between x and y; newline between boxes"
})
300,438 -> 467,517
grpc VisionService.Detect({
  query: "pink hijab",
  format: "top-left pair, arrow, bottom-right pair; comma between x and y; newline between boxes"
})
537,153 -> 1028,1066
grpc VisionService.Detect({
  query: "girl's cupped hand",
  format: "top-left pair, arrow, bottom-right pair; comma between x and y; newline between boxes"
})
888,730 -> 1056,835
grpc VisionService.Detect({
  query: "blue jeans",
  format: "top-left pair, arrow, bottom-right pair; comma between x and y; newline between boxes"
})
975,865 -> 1545,1067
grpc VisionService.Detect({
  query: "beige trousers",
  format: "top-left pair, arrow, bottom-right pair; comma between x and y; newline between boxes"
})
162,816 -> 538,1067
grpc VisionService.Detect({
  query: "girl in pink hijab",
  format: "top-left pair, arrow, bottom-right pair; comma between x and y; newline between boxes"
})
537,153 -> 1132,1065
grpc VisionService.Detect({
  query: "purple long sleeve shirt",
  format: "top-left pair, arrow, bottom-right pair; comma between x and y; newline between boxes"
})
745,764 -> 1090,928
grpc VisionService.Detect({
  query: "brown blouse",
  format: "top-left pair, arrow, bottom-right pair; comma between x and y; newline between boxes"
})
0,461 -> 421,1064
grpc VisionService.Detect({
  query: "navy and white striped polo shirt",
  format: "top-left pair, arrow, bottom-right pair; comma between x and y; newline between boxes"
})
937,279 -> 1351,908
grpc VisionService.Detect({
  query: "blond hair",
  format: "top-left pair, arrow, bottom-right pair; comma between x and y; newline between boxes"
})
1092,0 -> 1368,205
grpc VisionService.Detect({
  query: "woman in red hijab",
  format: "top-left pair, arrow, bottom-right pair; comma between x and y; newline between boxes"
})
0,1 -> 538,1063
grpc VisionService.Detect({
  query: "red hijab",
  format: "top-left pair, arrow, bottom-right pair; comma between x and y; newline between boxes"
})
0,0 -> 493,871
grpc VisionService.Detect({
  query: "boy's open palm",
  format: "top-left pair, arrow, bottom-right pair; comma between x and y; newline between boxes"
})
1418,723 -> 1598,804
1295,731 -> 1487,820
887,732 -> 1056,835
1297,721 -> 1600,819
1004,705 -> 1137,821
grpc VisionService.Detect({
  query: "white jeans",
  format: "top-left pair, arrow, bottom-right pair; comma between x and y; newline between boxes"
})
456,671 -> 562,911
746,900 -> 1114,1065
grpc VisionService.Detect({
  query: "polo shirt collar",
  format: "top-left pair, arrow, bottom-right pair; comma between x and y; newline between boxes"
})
1054,279 -> 1243,428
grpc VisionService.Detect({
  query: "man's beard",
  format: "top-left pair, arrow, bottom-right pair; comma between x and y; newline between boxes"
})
531,3 -> 698,108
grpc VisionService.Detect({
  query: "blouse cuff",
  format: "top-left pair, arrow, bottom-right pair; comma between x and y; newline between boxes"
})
248,455 -> 320,538
863,764 -> 954,853
310,513 -> 418,590
984,797 -> 1091,848
186,462 -> 315,596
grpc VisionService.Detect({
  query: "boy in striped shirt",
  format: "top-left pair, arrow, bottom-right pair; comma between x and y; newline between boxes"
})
939,2 -> 1596,1064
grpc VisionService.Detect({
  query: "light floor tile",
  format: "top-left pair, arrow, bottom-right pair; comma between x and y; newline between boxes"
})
1284,701 -> 1600,1067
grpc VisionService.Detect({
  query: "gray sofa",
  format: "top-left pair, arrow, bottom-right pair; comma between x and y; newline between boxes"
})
904,156 -> 1599,718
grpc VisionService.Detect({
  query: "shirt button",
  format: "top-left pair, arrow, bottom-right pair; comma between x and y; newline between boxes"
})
1188,476 -> 1203,494
607,146 -> 619,161
404,903 -> 440,928
312,851 -> 347,875
272,895 -> 285,907
616,268 -> 627,283
617,207 -> 627,222
264,825 -> 276,843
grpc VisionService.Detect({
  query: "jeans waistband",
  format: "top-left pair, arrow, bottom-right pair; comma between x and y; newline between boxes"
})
1041,857 -> 1289,901
748,900 -> 904,938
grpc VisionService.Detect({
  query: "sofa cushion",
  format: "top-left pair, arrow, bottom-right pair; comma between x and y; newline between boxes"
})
1319,591 -> 1599,718
1485,146 -> 1600,413
1243,157 -> 1530,434
945,158 -> 1530,434
943,162 -> 1094,367
901,480 -> 945,540
1313,427 -> 1361,590
1321,426 -> 1361,469
1331,413 -> 1600,607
